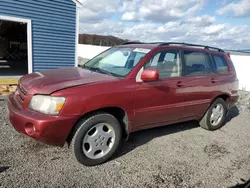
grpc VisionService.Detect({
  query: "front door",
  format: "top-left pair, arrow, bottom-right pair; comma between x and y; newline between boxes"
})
134,49 -> 192,128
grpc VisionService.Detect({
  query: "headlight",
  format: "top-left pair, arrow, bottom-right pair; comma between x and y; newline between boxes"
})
29,95 -> 66,115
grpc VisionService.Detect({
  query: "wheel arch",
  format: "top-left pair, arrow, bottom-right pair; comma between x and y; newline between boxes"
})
216,94 -> 230,102
67,106 -> 130,144
211,93 -> 231,109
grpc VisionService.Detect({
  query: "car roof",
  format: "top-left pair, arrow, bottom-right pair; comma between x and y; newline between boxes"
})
117,43 -> 159,49
117,42 -> 225,54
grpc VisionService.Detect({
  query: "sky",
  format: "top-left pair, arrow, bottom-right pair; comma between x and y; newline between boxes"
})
78,0 -> 250,50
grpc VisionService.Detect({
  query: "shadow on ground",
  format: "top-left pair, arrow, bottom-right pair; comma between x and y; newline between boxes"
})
225,105 -> 240,124
118,120 -> 198,158
229,178 -> 250,188
0,166 -> 10,174
117,106 -> 240,158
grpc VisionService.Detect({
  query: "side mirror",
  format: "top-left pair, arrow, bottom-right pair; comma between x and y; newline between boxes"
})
141,68 -> 159,82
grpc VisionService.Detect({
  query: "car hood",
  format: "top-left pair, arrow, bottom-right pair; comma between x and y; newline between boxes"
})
19,67 -> 117,95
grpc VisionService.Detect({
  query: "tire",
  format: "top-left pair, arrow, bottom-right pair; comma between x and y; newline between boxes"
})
199,98 -> 228,131
70,113 -> 122,166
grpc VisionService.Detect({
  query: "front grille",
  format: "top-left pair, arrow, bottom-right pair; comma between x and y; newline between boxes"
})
19,85 -> 27,95
15,85 -> 28,107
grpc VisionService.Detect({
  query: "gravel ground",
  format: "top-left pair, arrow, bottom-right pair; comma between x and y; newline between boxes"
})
0,92 -> 250,188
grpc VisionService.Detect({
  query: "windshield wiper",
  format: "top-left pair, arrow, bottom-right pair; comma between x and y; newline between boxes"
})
83,66 -> 114,77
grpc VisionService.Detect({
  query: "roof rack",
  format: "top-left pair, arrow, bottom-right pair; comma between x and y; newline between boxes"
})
121,41 -> 145,45
120,41 -> 224,52
121,41 -> 163,45
158,42 -> 225,52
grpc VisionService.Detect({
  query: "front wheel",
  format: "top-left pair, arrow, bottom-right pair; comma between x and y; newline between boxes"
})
199,98 -> 228,131
70,113 -> 122,166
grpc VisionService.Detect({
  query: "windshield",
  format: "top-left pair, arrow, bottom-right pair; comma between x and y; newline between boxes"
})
81,47 -> 150,77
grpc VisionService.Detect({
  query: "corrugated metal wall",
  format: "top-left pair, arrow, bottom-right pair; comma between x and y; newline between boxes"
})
0,0 -> 76,72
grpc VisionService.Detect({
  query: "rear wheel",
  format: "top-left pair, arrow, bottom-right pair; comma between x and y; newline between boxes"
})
199,98 -> 228,130
70,113 -> 122,166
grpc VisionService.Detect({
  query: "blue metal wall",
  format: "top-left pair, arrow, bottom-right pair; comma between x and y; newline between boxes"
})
0,0 -> 76,72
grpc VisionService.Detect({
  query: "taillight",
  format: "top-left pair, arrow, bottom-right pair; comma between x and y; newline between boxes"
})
228,65 -> 233,75
225,55 -> 235,75
226,52 -> 231,58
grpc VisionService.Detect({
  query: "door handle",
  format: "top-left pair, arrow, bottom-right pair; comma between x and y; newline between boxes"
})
211,78 -> 218,83
176,81 -> 185,87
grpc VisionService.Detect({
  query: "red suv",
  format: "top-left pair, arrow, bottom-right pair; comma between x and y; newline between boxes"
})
8,42 -> 239,166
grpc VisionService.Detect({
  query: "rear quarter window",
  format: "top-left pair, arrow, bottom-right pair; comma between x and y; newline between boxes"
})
212,55 -> 229,74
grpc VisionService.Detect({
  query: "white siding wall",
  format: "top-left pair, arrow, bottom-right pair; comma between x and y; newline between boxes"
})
78,44 -> 110,59
78,44 -> 250,91
230,55 -> 250,91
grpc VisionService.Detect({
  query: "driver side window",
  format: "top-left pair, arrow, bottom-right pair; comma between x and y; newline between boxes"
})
145,50 -> 182,79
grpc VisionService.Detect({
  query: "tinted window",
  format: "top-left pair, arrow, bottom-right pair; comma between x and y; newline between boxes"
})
145,50 -> 181,78
183,51 -> 213,76
213,55 -> 229,74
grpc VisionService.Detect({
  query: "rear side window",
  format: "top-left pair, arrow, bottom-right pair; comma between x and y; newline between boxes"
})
212,55 -> 229,74
183,51 -> 213,76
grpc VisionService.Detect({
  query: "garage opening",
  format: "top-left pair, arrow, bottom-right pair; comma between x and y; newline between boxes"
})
0,19 -> 28,76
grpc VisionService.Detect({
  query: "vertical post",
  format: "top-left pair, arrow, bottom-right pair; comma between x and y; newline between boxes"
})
27,20 -> 33,73
75,6 -> 80,67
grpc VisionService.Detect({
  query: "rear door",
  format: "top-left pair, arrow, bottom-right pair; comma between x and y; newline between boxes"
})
210,54 -> 231,91
178,50 -> 216,118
